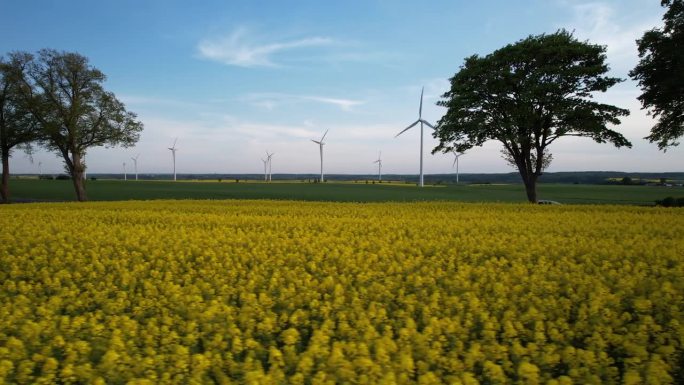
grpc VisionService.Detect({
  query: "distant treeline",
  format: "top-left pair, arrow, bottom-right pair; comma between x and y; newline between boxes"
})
30,171 -> 684,185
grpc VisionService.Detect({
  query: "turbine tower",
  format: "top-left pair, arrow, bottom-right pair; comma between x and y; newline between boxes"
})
395,87 -> 436,187
261,157 -> 269,181
373,151 -> 382,181
131,154 -> 140,181
168,138 -> 178,181
311,129 -> 328,182
123,162 -> 127,181
266,151 -> 274,182
452,151 -> 464,184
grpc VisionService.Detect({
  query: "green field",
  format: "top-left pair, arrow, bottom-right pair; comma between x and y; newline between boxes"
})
5,178 -> 681,205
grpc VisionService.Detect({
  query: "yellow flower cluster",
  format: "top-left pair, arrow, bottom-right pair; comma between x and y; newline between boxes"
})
0,200 -> 683,384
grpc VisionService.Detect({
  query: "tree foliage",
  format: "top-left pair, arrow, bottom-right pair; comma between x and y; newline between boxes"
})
433,30 -> 631,202
17,49 -> 143,201
0,52 -> 39,203
630,0 -> 684,150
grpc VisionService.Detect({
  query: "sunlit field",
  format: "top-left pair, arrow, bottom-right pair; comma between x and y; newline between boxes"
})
1,200 -> 682,384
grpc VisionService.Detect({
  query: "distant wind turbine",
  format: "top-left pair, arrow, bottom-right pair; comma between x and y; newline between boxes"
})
38,161 -> 42,177
311,129 -> 328,182
123,162 -> 127,181
266,151 -> 274,182
131,154 -> 140,181
452,151 -> 464,184
395,87 -> 436,187
373,151 -> 382,181
168,138 -> 178,181
261,156 -> 269,181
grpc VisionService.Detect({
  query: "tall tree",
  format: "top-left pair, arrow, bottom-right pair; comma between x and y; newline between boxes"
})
19,49 -> 143,201
0,52 -> 38,203
630,0 -> 684,150
433,30 -> 631,202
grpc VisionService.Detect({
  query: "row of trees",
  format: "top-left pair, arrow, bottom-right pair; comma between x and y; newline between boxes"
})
0,49 -> 143,202
433,0 -> 683,202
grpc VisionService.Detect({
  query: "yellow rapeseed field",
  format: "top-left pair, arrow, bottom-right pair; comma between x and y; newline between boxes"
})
1,200 -> 683,384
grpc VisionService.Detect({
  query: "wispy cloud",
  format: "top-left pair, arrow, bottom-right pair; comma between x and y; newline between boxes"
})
241,92 -> 364,111
558,1 -> 661,74
197,27 -> 334,67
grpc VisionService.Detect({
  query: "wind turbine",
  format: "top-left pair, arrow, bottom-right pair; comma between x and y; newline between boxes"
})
395,87 -> 436,187
266,151 -> 274,182
168,138 -> 178,181
452,151 -> 464,184
38,161 -> 42,177
311,129 -> 328,182
130,154 -> 140,181
123,162 -> 127,181
261,156 -> 269,181
373,151 -> 382,181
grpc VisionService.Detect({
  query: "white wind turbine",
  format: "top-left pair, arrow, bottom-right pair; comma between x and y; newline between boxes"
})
452,151 -> 465,184
266,151 -> 274,182
373,151 -> 382,181
395,87 -> 436,187
130,154 -> 140,181
261,156 -> 269,181
311,129 -> 328,182
168,138 -> 178,181
123,162 -> 127,181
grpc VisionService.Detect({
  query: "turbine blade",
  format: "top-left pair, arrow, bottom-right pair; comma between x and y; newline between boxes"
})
420,119 -> 436,129
321,129 -> 329,142
172,138 -> 177,148
311,140 -> 321,144
453,157 -> 458,167
395,120 -> 419,138
419,86 -> 424,119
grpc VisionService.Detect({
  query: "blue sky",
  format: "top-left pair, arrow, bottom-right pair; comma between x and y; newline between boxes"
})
2,0 -> 681,175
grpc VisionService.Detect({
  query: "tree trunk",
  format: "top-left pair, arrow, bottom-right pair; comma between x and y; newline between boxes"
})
511,149 -> 539,203
71,171 -> 87,201
523,177 -> 537,203
71,151 -> 88,201
1,153 -> 9,203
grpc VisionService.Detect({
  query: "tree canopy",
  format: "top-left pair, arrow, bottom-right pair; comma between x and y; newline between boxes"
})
0,52 -> 39,203
18,49 -> 143,201
433,30 -> 631,202
630,0 -> 684,150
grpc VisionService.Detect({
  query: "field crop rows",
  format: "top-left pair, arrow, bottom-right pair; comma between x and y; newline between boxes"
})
1,201 -> 683,384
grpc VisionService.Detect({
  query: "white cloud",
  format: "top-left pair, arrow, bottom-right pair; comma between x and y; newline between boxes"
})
559,1 -> 661,74
197,27 -> 334,67
241,92 -> 364,111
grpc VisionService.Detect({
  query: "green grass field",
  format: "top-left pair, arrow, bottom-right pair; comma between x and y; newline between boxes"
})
5,178 -> 681,205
